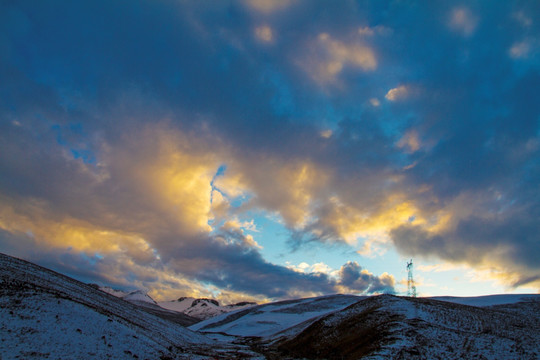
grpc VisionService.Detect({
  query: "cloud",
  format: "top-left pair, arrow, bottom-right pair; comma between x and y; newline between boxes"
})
287,261 -> 335,276
255,25 -> 274,42
417,263 -> 465,273
320,129 -> 333,138
390,208 -> 540,289
358,25 -> 393,37
1,0 -> 540,298
228,158 -> 331,229
385,85 -> 409,101
219,219 -> 263,249
301,32 -> 377,85
0,116 -> 397,299
358,26 -> 375,37
294,191 -> 422,249
318,32 -> 377,71
338,261 -> 395,294
396,130 -> 421,153
369,98 -> 380,107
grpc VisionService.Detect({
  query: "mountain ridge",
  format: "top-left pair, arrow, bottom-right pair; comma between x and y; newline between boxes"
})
2,252 -> 539,359
0,252 -> 260,359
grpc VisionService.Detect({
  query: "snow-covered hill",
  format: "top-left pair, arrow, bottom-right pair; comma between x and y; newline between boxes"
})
192,292 -> 540,359
2,252 -> 539,359
191,294 -> 363,337
159,297 -> 256,320
269,294 -> 540,359
0,253 -> 258,359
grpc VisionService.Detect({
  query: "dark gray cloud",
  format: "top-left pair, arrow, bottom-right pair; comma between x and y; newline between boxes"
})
339,261 -> 395,294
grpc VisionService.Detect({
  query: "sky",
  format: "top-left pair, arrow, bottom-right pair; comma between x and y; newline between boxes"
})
1,0 -> 539,303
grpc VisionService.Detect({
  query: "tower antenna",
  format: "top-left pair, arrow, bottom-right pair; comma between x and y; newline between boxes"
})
407,259 -> 417,297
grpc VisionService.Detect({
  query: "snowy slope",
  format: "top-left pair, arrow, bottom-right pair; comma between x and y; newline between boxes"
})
0,252 -> 261,359
191,294 -> 363,337
159,297 -> 256,320
431,293 -> 539,306
97,288 -> 200,326
99,286 -> 158,305
3,251 -> 539,359
270,294 -> 540,359
160,296 -> 197,312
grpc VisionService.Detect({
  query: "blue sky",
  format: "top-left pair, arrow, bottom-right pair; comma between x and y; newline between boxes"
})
1,0 -> 539,302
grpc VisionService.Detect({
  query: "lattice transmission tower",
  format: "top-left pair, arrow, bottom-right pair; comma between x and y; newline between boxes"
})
407,259 -> 417,297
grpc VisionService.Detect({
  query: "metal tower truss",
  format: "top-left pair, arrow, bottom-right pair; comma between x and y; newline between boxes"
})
407,259 -> 417,297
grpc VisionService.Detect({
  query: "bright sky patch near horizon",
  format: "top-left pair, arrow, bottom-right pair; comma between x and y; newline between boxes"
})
0,0 -> 539,303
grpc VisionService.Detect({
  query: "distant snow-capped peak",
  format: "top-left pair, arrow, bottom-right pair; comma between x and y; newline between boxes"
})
158,297 -> 256,320
122,290 -> 157,304
97,286 -> 255,320
98,287 -> 157,305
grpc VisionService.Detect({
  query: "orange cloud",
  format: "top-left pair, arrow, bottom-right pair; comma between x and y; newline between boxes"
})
318,194 -> 422,246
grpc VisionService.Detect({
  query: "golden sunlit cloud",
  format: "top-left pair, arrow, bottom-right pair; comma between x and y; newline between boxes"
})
213,171 -> 249,199
463,266 -> 540,293
0,200 -> 154,262
317,194 -> 423,248
229,158 -> 331,228
210,189 -> 230,224
107,124 -> 220,236
356,238 -> 388,258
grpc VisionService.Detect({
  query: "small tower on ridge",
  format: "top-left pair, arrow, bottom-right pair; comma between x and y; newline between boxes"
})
407,259 -> 417,297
